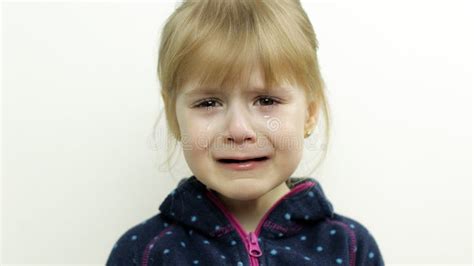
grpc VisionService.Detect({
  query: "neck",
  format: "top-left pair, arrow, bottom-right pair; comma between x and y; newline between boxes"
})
216,181 -> 291,232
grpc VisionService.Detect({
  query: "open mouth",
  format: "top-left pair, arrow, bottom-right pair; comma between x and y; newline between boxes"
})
217,156 -> 269,164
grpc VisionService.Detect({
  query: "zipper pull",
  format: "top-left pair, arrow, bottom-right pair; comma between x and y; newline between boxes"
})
247,232 -> 262,257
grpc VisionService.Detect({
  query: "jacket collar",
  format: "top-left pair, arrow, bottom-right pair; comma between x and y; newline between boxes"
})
159,175 -> 334,238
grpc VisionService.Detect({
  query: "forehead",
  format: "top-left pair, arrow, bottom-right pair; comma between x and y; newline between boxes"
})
181,65 -> 296,97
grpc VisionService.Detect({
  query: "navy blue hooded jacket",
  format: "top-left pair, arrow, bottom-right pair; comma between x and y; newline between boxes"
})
106,175 -> 384,266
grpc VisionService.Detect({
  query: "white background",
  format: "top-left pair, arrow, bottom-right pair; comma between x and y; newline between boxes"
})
1,0 -> 472,264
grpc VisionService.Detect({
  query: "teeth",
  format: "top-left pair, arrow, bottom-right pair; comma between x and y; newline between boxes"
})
219,157 -> 267,163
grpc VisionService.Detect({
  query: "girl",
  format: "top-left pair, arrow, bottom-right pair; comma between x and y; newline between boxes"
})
107,0 -> 384,265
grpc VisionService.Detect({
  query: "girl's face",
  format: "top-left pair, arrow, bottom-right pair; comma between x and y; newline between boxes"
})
175,66 -> 315,201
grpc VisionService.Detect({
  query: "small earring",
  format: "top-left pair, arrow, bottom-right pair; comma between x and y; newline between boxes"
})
304,130 -> 312,138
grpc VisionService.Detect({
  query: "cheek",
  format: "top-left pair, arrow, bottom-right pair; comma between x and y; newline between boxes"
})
176,115 -> 210,172
180,122 -> 213,175
270,107 -> 305,146
271,126 -> 304,154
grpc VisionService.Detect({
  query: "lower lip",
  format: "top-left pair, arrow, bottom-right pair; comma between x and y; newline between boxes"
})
217,158 -> 269,171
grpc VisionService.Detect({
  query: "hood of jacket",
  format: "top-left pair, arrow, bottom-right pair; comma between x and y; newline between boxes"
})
158,175 -> 334,239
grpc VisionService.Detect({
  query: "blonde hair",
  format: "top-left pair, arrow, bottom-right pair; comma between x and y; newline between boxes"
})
153,0 -> 332,177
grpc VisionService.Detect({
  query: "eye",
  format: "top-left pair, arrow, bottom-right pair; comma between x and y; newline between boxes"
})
256,96 -> 280,106
192,96 -> 280,110
193,97 -> 221,109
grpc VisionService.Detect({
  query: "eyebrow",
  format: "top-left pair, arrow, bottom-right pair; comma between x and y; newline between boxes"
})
183,87 -> 224,97
183,86 -> 288,97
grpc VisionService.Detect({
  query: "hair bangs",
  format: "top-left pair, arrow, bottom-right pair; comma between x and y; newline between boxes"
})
175,0 -> 310,95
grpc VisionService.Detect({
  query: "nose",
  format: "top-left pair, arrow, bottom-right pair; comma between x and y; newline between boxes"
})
223,103 -> 257,144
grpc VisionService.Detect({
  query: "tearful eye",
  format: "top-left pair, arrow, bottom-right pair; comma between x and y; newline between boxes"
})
257,97 -> 276,106
198,100 -> 216,108
192,96 -> 280,110
256,96 -> 281,107
193,98 -> 221,109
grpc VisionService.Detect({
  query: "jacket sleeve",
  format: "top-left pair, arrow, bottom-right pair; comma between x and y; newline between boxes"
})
353,221 -> 385,266
106,214 -> 169,266
106,227 -> 140,266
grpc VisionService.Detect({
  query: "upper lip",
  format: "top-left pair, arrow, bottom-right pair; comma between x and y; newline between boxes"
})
216,155 -> 269,161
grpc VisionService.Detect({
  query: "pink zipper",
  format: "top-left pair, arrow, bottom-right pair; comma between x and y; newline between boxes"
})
205,181 -> 315,266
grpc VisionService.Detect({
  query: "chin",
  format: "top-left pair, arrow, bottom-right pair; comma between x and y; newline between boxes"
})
219,181 -> 269,201
228,190 -> 262,201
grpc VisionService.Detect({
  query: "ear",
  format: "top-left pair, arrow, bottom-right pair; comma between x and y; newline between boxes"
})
304,100 -> 318,134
